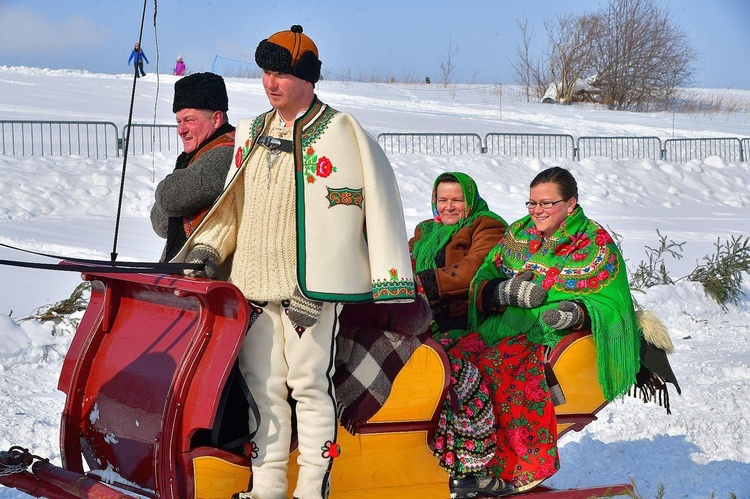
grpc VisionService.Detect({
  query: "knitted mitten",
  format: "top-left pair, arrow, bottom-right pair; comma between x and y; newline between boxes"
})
541,301 -> 585,330
184,244 -> 220,279
493,270 -> 547,309
288,286 -> 324,328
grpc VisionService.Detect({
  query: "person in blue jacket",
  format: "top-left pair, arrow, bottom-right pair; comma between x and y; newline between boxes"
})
128,42 -> 149,77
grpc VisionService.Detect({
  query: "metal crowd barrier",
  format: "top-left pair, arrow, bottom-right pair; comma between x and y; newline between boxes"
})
577,136 -> 663,160
484,133 -> 575,159
663,137 -> 743,163
0,120 -> 119,158
377,133 -> 484,155
122,124 -> 181,155
1,120 -> 748,165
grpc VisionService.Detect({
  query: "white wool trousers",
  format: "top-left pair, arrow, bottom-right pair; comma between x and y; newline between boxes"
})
237,300 -> 340,499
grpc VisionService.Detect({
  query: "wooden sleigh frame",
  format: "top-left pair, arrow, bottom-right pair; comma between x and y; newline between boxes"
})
0,271 -> 633,498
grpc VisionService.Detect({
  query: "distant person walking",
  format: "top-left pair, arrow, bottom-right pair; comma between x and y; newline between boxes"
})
128,42 -> 149,78
174,55 -> 186,76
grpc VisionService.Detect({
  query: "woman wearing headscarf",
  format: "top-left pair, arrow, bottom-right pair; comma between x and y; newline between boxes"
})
410,172 -> 507,347
451,166 -> 679,495
409,172 -> 512,498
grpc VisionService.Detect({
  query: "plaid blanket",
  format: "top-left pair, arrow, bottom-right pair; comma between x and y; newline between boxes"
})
334,297 -> 432,434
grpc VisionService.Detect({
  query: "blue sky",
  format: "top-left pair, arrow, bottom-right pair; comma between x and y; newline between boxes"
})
0,0 -> 748,89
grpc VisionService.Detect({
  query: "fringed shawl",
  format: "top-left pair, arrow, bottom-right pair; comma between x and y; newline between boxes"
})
469,205 -> 641,401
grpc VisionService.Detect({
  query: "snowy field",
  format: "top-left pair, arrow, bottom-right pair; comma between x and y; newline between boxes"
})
0,66 -> 748,498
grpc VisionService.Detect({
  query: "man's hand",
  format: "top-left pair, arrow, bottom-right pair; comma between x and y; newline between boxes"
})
184,244 -> 220,279
288,287 -> 323,328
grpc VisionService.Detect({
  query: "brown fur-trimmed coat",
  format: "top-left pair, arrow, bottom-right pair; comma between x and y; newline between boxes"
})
409,215 -> 506,331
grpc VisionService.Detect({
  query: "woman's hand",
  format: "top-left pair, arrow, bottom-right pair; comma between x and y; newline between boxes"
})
492,270 -> 547,309
541,301 -> 585,330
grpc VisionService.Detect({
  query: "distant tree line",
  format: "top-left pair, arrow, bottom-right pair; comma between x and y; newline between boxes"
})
512,0 -> 697,110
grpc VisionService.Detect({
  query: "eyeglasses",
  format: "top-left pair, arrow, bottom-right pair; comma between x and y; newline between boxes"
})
525,199 -> 564,210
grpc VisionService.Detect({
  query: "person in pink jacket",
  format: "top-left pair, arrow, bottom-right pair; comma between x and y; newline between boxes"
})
173,55 -> 186,76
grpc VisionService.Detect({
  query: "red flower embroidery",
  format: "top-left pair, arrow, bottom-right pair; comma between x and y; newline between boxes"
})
542,278 -> 555,290
529,239 -> 542,254
598,270 -> 610,280
587,277 -> 600,288
554,243 -> 572,256
571,252 -> 587,261
316,156 -> 334,177
235,147 -> 243,167
306,175 -> 315,184
596,228 -> 613,245
321,440 -> 341,459
307,146 -> 314,155
546,267 -> 560,278
570,233 -> 591,250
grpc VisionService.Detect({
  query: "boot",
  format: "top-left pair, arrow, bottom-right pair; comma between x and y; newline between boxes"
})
449,475 -> 515,498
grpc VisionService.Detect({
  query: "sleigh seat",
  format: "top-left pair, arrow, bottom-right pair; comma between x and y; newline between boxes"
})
285,329 -> 634,498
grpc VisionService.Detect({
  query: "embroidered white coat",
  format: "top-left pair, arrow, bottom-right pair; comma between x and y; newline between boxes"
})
173,98 -> 415,303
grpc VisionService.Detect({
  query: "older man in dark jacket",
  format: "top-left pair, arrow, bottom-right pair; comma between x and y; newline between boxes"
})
150,72 -> 235,262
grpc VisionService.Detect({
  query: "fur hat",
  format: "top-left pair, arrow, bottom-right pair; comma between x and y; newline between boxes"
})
172,72 -> 228,113
255,25 -> 321,83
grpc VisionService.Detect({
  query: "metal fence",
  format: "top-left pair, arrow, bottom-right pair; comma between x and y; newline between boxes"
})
1,120 -> 749,165
484,133 -> 575,159
577,136 -> 663,160
663,137 -> 744,163
377,133 -> 484,155
122,124 -> 181,155
0,120 -> 119,158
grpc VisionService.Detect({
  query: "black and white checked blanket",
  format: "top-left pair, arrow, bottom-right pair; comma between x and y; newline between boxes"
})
334,297 -> 431,434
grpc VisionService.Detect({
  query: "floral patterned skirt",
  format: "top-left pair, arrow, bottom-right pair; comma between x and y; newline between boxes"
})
432,354 -> 497,478
450,332 -> 560,487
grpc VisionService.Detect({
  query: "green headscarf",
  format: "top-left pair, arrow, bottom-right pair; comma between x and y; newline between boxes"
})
468,205 -> 641,401
412,172 -> 505,272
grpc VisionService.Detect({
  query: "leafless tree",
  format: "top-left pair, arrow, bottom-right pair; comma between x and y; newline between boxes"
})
512,0 -> 696,108
592,0 -> 696,109
438,37 -> 458,86
510,19 -> 550,101
543,13 -> 601,104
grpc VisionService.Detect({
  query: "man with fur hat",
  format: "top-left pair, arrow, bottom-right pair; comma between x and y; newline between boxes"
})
150,72 -> 235,262
173,25 -> 416,499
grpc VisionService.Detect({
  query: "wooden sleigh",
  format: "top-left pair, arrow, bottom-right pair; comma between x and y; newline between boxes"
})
0,271 -> 633,499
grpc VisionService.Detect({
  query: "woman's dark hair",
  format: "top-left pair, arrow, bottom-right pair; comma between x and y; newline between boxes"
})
436,173 -> 459,184
530,166 -> 578,200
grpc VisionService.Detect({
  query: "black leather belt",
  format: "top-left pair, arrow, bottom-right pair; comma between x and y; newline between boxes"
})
257,135 -> 294,153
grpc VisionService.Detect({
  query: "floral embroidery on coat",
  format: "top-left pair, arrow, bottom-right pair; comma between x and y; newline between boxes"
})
304,146 -> 337,183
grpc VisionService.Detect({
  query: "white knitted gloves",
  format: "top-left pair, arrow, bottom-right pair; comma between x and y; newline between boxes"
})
493,271 -> 548,309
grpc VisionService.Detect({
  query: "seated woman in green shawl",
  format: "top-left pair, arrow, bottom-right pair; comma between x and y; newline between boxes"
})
410,172 -> 513,498
450,166 -> 670,494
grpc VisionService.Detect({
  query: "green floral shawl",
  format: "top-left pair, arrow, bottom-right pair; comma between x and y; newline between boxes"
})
469,205 -> 640,401
412,172 -> 505,272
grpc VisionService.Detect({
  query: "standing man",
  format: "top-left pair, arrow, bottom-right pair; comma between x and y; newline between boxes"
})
175,25 -> 415,499
127,42 -> 149,77
150,72 -> 235,262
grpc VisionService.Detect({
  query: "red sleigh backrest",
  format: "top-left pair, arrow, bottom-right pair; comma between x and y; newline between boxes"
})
57,272 -> 250,498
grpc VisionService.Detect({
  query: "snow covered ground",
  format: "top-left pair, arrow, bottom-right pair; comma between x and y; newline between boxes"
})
0,67 -> 748,498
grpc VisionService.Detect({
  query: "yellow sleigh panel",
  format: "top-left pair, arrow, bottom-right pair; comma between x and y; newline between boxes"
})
288,341 -> 451,498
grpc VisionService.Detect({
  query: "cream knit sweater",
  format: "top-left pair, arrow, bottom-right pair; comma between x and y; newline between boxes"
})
193,113 -> 297,301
